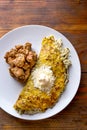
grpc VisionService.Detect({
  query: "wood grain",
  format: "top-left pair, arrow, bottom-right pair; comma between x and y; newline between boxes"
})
0,0 -> 87,130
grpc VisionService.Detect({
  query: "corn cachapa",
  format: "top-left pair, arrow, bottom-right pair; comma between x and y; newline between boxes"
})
14,36 -> 71,114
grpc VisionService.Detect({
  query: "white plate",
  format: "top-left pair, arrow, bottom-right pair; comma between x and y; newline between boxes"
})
0,25 -> 81,120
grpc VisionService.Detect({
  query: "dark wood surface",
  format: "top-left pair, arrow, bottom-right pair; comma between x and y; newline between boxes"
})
0,0 -> 87,130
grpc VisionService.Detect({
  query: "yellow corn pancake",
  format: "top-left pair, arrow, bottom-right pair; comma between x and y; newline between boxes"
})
14,36 -> 71,114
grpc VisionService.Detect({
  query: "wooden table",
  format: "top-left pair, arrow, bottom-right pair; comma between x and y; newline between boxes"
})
0,0 -> 87,130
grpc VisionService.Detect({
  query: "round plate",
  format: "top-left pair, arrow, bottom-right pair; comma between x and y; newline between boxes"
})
0,25 -> 81,120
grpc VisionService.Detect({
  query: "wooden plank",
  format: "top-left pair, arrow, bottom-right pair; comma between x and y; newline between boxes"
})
0,0 -> 87,31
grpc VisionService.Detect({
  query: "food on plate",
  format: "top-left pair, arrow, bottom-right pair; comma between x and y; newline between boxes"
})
4,42 -> 37,83
14,36 -> 71,114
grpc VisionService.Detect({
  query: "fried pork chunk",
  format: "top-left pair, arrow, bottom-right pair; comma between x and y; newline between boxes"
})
4,42 -> 37,83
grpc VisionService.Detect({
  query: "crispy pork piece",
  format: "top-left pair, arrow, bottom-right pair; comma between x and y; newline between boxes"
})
4,42 -> 37,82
